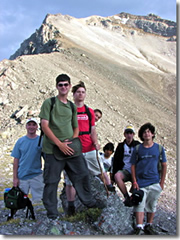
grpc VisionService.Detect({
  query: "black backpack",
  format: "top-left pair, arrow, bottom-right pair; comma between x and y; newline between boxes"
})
4,186 -> 35,221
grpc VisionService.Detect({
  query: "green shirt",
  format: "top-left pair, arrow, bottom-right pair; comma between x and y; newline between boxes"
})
39,96 -> 78,154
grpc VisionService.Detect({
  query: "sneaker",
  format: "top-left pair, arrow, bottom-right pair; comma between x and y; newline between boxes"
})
123,196 -> 133,207
144,224 -> 159,235
107,184 -> 116,192
89,199 -> 106,209
134,227 -> 144,235
67,205 -> 75,217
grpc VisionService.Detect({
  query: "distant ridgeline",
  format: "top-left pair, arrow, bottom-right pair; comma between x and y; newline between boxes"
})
9,12 -> 176,60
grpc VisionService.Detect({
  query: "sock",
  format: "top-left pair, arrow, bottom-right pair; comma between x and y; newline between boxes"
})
68,201 -> 74,207
137,224 -> 144,229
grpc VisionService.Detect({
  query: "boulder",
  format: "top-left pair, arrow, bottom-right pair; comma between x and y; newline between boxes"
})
60,175 -> 134,235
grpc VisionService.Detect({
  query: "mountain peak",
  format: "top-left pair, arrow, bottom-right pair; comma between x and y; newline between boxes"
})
9,12 -> 176,60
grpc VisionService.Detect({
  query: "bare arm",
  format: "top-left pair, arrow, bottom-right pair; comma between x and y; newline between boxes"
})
72,127 -> 79,138
160,162 -> 167,189
13,158 -> 19,187
90,126 -> 100,150
41,119 -> 74,155
131,164 -> 139,190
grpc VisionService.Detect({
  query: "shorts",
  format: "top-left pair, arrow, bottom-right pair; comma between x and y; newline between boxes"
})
64,150 -> 105,186
19,174 -> 44,202
134,183 -> 162,213
117,169 -> 132,182
83,150 -> 104,176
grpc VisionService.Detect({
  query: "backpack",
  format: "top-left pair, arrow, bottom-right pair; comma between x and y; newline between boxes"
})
78,104 -> 92,135
38,96 -> 74,146
135,144 -> 163,176
4,186 -> 35,221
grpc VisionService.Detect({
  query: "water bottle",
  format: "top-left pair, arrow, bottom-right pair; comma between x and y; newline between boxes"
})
4,188 -> 11,193
4,188 -> 11,202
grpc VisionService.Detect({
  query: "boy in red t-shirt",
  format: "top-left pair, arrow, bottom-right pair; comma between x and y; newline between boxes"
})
64,81 -> 114,216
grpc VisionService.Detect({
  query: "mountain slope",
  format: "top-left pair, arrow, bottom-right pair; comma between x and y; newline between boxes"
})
0,13 -> 176,213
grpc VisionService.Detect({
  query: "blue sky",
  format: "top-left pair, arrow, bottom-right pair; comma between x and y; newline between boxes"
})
0,0 -> 177,61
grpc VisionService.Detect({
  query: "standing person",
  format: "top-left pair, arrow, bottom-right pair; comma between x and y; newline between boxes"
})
11,118 -> 44,203
39,74 -> 105,220
130,122 -> 167,235
112,124 -> 141,206
94,109 -> 102,123
65,81 -> 114,216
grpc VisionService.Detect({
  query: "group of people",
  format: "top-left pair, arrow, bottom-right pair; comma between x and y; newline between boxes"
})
11,73 -> 167,235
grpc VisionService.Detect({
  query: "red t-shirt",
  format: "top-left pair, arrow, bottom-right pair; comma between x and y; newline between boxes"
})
77,105 -> 95,153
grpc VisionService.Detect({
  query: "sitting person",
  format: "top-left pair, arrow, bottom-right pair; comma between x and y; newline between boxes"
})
112,124 -> 141,207
100,142 -> 114,172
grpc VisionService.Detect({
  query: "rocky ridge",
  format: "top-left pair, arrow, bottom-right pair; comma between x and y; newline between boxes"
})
9,12 -> 176,60
0,12 -> 176,235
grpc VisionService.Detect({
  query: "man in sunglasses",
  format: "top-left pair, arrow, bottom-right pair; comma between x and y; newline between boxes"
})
39,74 -> 106,220
112,124 -> 141,207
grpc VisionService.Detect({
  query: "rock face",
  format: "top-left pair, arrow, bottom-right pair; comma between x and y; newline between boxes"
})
117,13 -> 176,37
9,13 -> 176,60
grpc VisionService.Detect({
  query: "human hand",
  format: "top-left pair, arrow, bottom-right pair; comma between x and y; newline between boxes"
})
13,178 -> 19,187
59,141 -> 74,155
133,181 -> 139,190
94,143 -> 100,150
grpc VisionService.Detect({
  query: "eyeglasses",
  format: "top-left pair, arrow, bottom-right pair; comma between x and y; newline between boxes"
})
125,131 -> 134,134
58,83 -> 69,87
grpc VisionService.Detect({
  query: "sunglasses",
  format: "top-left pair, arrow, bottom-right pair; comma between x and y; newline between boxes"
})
58,83 -> 69,87
125,131 -> 134,134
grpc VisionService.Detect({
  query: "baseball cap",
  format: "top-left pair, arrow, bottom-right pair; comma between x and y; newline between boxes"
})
26,118 -> 38,125
130,189 -> 144,206
124,124 -> 135,133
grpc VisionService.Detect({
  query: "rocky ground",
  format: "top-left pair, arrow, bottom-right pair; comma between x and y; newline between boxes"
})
0,13 -> 176,236
0,177 -> 177,236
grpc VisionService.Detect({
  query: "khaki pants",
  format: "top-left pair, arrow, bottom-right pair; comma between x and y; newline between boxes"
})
134,183 -> 162,213
19,173 -> 44,202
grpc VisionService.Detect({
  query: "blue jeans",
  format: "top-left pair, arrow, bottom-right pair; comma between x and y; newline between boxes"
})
43,153 -> 96,219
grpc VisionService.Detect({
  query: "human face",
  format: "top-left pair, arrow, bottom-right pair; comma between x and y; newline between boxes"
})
95,111 -> 102,122
104,149 -> 113,158
124,131 -> 134,143
56,81 -> 71,95
73,87 -> 86,102
142,128 -> 154,141
26,121 -> 38,134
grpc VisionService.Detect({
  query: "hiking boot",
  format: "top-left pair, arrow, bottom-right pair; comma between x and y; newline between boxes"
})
67,205 -> 75,217
107,184 -> 116,192
144,224 -> 159,235
134,227 -> 144,235
123,196 -> 133,207
89,199 -> 106,209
